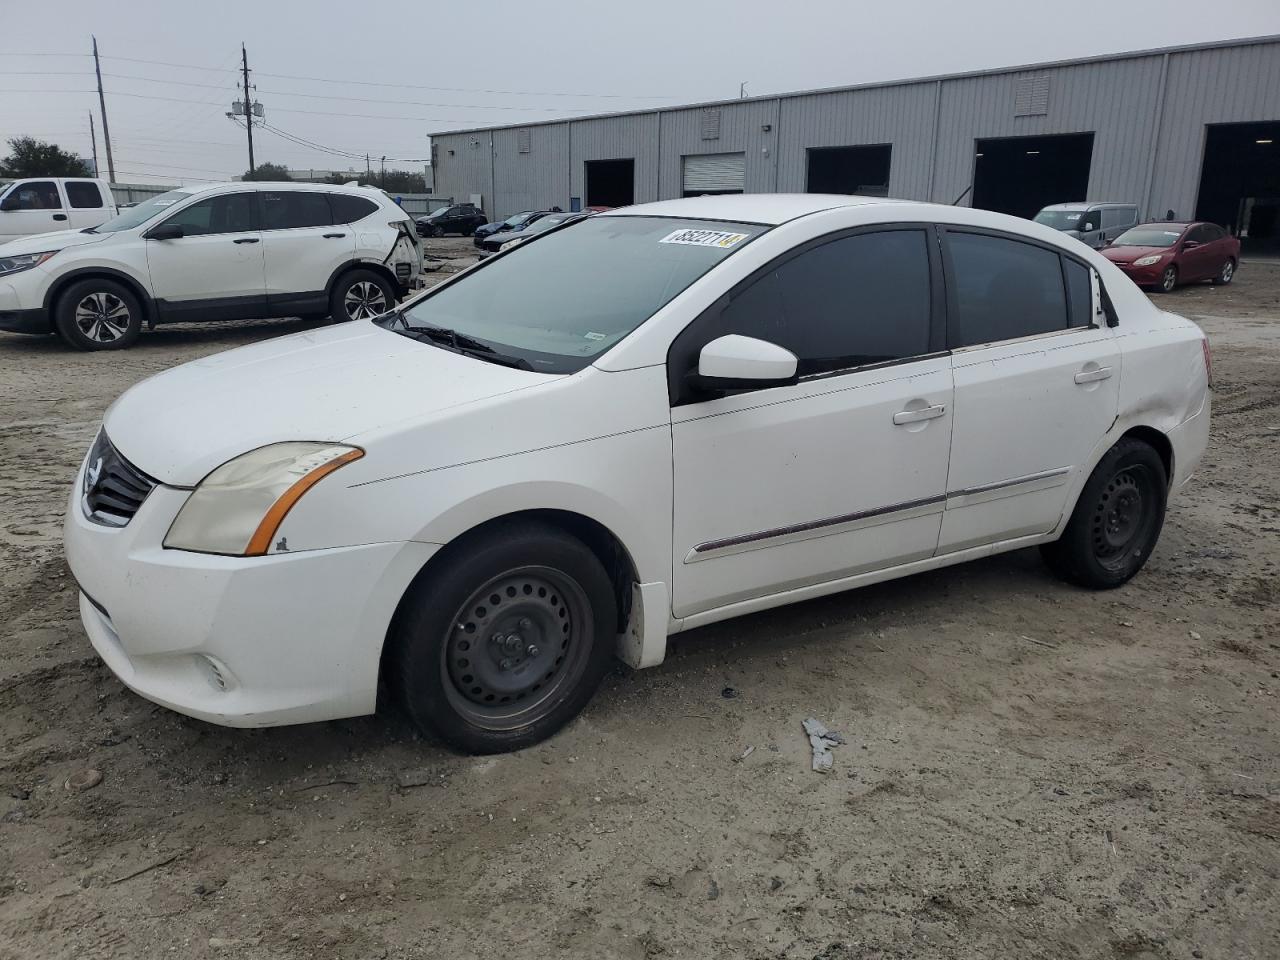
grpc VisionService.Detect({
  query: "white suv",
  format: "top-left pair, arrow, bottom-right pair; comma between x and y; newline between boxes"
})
0,181 -> 421,350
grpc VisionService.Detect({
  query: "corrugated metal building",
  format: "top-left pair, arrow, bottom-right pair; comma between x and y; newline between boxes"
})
429,35 -> 1280,241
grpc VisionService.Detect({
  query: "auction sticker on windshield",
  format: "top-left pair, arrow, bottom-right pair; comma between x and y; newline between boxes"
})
659,228 -> 749,248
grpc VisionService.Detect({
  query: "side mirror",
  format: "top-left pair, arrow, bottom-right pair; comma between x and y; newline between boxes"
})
688,334 -> 799,393
146,222 -> 184,240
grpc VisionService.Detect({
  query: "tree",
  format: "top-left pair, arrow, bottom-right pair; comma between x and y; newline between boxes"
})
241,162 -> 292,182
324,169 -> 426,193
0,137 -> 91,178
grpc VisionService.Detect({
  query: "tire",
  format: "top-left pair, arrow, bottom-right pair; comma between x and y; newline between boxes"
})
389,520 -> 617,754
1156,265 -> 1178,294
1040,437 -> 1168,589
54,278 -> 144,351
329,269 -> 396,323
1212,258 -> 1236,286
431,225 -> 444,238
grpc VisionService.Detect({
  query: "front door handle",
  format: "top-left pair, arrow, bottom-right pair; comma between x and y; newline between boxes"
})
1074,366 -> 1113,384
893,404 -> 946,425
52,213 -> 68,221
233,237 -> 260,244
322,232 -> 346,239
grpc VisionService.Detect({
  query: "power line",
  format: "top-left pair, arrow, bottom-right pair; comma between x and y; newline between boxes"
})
256,121 -> 427,163
255,87 -> 598,113
254,69 -> 675,100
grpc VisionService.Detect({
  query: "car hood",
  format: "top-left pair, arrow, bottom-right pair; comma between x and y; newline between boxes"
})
0,229 -> 113,255
1101,245 -> 1170,262
104,321 -> 558,486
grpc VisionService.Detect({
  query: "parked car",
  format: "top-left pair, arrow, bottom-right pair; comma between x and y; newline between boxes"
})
64,194 -> 1210,753
0,181 -> 421,350
1101,221 -> 1240,293
416,203 -> 486,237
473,210 -> 547,247
1033,202 -> 1139,248
0,177 -> 118,242
477,211 -> 584,253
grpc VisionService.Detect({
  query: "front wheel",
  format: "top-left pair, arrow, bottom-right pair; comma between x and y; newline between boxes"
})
54,278 -> 143,350
1040,438 -> 1168,589
329,269 -> 396,323
1212,258 -> 1235,286
388,521 -> 616,754
1156,265 -> 1178,293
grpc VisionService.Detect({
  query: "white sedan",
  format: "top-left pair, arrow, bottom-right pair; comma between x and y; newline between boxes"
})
64,195 -> 1211,753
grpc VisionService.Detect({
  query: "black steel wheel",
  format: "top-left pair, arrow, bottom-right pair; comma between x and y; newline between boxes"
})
1041,438 -> 1168,589
389,520 -> 616,753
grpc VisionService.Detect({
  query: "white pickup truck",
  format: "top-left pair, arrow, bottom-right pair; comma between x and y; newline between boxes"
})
0,178 -> 118,243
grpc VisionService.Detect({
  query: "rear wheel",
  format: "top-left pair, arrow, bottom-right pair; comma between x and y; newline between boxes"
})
329,269 -> 396,323
1212,258 -> 1235,286
1157,265 -> 1178,293
1040,438 -> 1168,589
54,278 -> 143,350
389,521 -> 616,754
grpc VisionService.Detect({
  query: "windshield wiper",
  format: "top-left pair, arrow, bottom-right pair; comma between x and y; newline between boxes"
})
393,321 -> 534,370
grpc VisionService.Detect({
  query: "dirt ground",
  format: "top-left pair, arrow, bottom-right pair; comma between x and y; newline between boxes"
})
1,242 -> 1277,960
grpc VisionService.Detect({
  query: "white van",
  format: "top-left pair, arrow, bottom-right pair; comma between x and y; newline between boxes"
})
1034,202 -> 1139,249
0,178 -> 119,243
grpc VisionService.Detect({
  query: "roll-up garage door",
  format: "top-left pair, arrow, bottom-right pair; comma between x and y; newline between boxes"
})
682,153 -> 746,195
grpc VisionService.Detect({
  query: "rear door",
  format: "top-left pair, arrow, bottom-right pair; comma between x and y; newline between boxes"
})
0,180 -> 68,240
938,228 -> 1120,553
258,190 -> 354,315
63,180 -> 110,231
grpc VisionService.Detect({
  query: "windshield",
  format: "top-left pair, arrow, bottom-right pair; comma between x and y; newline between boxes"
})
92,189 -> 193,233
1033,209 -> 1084,230
1113,226 -> 1185,248
505,211 -> 535,226
425,206 -> 451,220
521,214 -> 576,235
386,216 -> 765,373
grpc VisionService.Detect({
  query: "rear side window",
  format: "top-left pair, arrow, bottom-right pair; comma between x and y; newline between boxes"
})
946,232 -> 1068,347
705,229 -> 932,376
1063,259 -> 1094,328
66,181 -> 104,209
260,191 -> 333,229
329,193 -> 378,223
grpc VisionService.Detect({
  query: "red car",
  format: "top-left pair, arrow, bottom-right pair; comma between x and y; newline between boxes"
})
1101,221 -> 1240,293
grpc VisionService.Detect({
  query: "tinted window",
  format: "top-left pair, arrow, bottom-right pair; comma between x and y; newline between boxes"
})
329,193 -> 378,223
700,230 -> 932,376
947,232 -> 1068,346
1200,224 -> 1226,241
5,181 -> 60,210
260,191 -> 333,229
1064,258 -> 1093,328
161,192 -> 256,236
1101,206 -> 1135,229
65,181 -> 104,209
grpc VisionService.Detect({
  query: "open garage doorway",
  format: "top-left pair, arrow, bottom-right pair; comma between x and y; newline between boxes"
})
971,133 -> 1094,220
1196,121 -> 1280,254
806,144 -> 891,196
584,158 -> 635,209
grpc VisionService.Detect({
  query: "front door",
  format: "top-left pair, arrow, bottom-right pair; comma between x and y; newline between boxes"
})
669,227 -> 953,619
145,191 -> 266,320
937,228 -> 1121,553
0,180 -> 68,241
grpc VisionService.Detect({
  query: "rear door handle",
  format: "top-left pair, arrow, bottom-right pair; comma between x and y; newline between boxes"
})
233,237 -> 260,244
323,232 -> 346,239
1074,366 -> 1113,384
52,213 -> 68,221
893,404 -> 946,425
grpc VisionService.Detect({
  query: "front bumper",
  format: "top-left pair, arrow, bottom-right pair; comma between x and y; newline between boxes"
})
64,458 -> 438,728
1110,261 -> 1166,286
0,307 -> 51,334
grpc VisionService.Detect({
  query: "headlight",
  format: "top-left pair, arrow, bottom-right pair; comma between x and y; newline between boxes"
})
1133,254 -> 1163,267
164,442 -> 363,556
0,250 -> 58,276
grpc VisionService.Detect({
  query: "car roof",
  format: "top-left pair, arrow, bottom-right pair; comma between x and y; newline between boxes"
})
1134,220 -> 1193,228
604,193 -> 900,226
1041,201 -> 1136,211
178,181 -> 388,198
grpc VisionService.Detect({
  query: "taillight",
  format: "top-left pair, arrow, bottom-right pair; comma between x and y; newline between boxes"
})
1201,337 -> 1213,389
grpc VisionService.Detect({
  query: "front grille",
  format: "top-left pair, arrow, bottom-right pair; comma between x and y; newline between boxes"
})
82,430 -> 156,527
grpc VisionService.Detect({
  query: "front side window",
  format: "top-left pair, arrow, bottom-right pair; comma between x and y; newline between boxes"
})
160,192 -> 256,236
1100,206 -> 1134,229
692,229 -> 933,377
260,191 -> 332,230
388,216 -> 765,373
946,231 -> 1068,347
3,181 -> 61,210
65,181 -> 104,209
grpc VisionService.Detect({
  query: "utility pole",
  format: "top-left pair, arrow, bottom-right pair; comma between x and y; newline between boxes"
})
91,36 -> 116,183
380,155 -> 386,189
739,81 -> 748,99
365,153 -> 371,182
241,43 -> 255,175
88,112 -> 99,178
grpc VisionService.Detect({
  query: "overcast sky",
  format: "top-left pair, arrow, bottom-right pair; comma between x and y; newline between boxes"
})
2,0 -> 1278,185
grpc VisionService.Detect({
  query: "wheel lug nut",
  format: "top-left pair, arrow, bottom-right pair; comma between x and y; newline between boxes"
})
500,658 -> 513,670
526,644 -> 539,657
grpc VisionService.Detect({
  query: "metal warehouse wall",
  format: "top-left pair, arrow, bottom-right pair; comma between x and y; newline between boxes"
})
430,36 -> 1280,222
